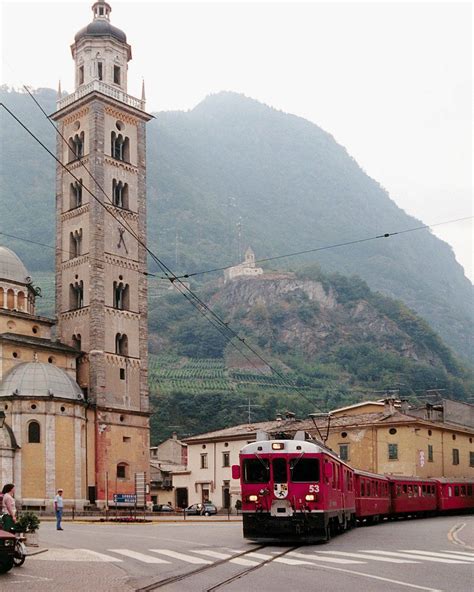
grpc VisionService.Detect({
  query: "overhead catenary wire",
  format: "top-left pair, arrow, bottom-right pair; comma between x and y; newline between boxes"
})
148,215 -> 473,280
1,101 -> 320,412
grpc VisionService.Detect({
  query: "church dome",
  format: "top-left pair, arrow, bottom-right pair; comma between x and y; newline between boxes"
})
75,2 -> 126,44
0,362 -> 84,401
74,19 -> 127,44
0,246 -> 30,284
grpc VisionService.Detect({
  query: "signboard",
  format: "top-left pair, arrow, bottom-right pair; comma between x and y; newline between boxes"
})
419,450 -> 425,468
113,494 -> 137,504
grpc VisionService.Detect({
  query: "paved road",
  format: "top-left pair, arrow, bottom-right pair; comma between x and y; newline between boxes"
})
2,515 -> 473,591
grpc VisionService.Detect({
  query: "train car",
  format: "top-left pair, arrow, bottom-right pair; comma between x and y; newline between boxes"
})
354,470 -> 391,524
387,476 -> 438,517
435,478 -> 474,513
233,434 -> 356,542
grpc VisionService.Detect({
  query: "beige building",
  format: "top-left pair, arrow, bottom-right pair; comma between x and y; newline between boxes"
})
223,247 -> 263,283
172,401 -> 474,509
150,434 -> 187,507
0,0 -> 152,508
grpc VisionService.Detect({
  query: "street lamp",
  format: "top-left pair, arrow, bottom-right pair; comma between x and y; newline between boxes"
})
0,410 -> 5,429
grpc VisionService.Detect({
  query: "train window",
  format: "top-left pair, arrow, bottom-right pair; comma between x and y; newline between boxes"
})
403,484 -> 408,495
460,486 -> 466,496
361,481 -> 365,496
366,482 -> 371,496
467,485 -> 472,496
454,486 -> 460,496
272,458 -> 288,484
422,485 -> 426,495
290,458 -> 320,482
243,458 -> 269,483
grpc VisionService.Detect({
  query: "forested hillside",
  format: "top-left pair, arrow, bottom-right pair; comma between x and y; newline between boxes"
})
0,86 -> 472,364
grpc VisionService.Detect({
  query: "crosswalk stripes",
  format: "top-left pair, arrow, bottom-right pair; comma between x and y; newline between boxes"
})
288,551 -> 365,565
364,550 -> 470,564
402,550 -> 474,562
191,549 -> 260,566
109,549 -> 171,564
318,551 -> 420,563
29,547 -> 474,567
441,550 -> 474,557
149,549 -> 213,564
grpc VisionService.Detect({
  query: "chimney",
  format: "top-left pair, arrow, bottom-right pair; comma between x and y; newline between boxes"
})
172,431 -> 178,440
384,397 -> 396,416
285,411 -> 296,421
400,400 -> 410,414
275,413 -> 283,422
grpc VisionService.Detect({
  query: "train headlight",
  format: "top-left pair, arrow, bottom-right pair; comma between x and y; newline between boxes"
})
248,495 -> 258,502
3,539 -> 13,547
305,494 -> 315,501
272,442 -> 284,450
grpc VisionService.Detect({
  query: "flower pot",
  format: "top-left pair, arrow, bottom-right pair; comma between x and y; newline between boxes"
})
25,531 -> 39,547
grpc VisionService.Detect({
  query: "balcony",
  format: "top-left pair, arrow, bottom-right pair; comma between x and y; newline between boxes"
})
57,80 -> 146,112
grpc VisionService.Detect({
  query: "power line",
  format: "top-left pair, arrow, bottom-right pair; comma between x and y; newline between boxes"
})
150,215 -> 472,280
1,101 -> 321,411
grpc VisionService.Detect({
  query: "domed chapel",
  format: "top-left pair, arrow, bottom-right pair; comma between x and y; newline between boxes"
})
0,1 -> 151,509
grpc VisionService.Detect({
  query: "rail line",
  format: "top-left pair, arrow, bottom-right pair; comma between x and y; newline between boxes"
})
135,545 -> 300,591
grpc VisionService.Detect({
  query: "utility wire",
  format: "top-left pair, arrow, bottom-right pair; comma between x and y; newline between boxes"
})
1,101 -> 319,409
150,215 -> 472,280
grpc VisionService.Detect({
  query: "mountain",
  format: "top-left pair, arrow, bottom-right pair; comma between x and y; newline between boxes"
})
147,267 -> 471,443
0,86 -> 472,363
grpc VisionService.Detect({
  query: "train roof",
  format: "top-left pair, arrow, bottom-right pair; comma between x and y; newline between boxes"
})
386,475 -> 437,483
240,439 -> 354,470
354,469 -> 390,481
432,477 -> 474,484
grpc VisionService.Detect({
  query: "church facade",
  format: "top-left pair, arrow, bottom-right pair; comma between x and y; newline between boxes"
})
0,0 -> 151,509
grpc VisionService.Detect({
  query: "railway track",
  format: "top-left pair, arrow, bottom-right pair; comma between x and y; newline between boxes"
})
135,545 -> 300,592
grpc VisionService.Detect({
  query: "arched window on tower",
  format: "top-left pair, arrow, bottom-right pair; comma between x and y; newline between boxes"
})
69,229 -> 83,259
72,334 -> 82,351
69,280 -> 84,310
112,180 -> 129,209
111,133 -> 129,162
28,421 -> 41,444
113,282 -> 130,310
70,180 -> 83,209
115,333 -> 128,356
69,133 -> 84,161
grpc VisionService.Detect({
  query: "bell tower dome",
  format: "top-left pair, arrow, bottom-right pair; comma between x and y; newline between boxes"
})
72,0 -> 131,92
52,0 -> 152,507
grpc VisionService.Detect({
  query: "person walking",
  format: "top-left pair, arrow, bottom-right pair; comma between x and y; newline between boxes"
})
54,488 -> 64,531
1,484 -> 17,532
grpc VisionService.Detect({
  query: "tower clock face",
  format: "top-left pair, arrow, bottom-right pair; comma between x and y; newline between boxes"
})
117,226 -> 129,254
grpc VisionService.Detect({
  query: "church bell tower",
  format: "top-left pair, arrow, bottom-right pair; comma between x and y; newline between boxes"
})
52,0 -> 152,505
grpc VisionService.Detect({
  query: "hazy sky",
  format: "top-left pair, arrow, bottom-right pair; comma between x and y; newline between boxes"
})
1,1 -> 472,280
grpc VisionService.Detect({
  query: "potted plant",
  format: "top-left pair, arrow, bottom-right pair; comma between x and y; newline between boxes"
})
16,511 -> 40,547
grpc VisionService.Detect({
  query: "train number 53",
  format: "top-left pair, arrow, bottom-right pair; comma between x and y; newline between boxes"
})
309,484 -> 319,493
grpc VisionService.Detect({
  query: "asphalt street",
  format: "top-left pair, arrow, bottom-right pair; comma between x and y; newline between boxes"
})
1,515 -> 473,592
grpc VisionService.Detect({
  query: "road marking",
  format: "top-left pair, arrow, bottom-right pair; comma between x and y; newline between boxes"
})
285,562 -> 443,592
403,550 -> 474,562
191,549 -> 260,566
30,548 -> 122,562
109,549 -> 171,563
150,549 -> 213,564
246,552 -> 274,560
365,550 -> 469,564
288,551 -> 365,564
442,549 -> 474,557
320,551 -> 419,563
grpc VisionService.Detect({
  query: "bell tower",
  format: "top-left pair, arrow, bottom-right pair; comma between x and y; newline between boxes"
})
52,0 -> 152,505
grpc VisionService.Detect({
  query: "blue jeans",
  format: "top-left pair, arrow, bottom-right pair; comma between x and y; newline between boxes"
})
56,509 -> 63,529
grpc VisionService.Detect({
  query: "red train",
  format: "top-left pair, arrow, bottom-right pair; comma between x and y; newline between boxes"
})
232,434 -> 474,543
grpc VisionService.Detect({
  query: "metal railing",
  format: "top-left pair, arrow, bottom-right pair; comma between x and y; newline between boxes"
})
57,80 -> 146,111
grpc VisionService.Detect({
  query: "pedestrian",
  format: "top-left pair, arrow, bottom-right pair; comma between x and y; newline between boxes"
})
54,488 -> 64,531
1,484 -> 17,532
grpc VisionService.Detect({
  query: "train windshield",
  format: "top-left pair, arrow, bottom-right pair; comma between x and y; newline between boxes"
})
243,458 -> 270,483
290,458 -> 320,482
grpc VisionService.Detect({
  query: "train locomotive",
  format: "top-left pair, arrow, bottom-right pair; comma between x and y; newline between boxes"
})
233,432 -> 474,543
